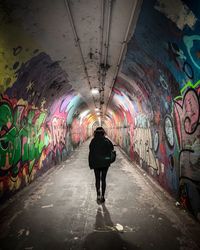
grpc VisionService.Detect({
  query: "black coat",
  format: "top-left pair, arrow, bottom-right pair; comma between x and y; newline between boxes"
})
89,136 -> 114,169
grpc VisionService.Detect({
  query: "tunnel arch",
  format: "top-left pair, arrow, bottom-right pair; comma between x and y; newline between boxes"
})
0,0 -> 199,220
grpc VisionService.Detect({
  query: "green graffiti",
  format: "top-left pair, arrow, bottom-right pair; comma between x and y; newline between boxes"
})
0,103 -> 20,171
0,102 -> 49,176
174,80 -> 200,100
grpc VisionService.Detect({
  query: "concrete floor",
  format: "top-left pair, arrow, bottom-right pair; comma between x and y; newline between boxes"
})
0,140 -> 200,250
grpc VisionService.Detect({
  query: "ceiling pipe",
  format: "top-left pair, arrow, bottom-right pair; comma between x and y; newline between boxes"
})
99,0 -> 112,116
99,0 -> 105,79
98,0 -> 105,112
64,0 -> 98,108
104,0 -> 143,115
103,0 -> 112,71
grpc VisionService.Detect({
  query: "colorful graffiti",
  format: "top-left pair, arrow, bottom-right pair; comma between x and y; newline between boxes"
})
0,99 -> 49,175
0,92 -> 92,198
0,22 -> 93,199
106,0 -> 200,219
0,97 -> 50,194
51,117 -> 66,147
106,76 -> 170,179
134,114 -> 159,173
173,83 -> 200,216
0,4 -> 94,199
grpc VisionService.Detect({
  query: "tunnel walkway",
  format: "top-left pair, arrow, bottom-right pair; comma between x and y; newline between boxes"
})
0,140 -> 200,250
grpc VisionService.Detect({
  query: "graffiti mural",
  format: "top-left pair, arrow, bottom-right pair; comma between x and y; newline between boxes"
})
0,92 -> 91,198
0,15 -> 92,199
107,0 -> 200,219
0,97 -> 50,195
0,99 -> 49,175
174,84 -> 200,216
134,114 -> 159,173
51,117 -> 66,147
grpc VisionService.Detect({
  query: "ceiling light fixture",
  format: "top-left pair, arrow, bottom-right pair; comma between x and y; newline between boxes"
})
98,117 -> 101,126
91,88 -> 99,95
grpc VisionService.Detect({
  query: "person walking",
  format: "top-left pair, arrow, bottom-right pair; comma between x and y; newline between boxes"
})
88,127 -> 114,203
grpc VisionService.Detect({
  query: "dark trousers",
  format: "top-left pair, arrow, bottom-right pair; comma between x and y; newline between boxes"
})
94,167 -> 109,197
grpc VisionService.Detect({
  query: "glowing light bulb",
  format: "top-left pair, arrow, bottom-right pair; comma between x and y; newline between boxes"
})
91,88 -> 99,95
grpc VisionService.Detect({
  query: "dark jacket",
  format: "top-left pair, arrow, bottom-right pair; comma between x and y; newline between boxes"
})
89,136 -> 114,169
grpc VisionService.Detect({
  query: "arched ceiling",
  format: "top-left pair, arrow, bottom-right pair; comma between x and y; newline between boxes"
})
1,0 -> 142,124
1,0 -> 200,219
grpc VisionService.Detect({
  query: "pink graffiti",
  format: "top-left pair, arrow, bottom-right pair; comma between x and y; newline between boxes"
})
51,117 -> 66,146
174,88 -> 200,146
71,118 -> 81,144
174,87 -> 200,182
183,90 -> 199,134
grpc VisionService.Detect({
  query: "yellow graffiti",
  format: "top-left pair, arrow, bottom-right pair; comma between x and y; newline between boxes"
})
22,168 -> 29,185
0,21 -> 40,94
30,168 -> 37,182
39,151 -> 46,169
8,176 -> 22,191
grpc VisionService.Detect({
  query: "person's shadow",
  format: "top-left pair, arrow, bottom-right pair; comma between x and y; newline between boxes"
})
82,204 -> 139,250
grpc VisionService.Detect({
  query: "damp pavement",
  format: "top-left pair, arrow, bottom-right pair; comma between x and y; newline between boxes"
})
0,140 -> 200,250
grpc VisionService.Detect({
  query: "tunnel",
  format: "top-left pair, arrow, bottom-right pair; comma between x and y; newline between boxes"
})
0,0 -> 200,249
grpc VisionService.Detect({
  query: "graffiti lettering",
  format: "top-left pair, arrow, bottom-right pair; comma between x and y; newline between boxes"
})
134,127 -> 159,171
51,117 -> 66,146
175,88 -> 199,135
0,102 -> 49,177
174,86 -> 200,215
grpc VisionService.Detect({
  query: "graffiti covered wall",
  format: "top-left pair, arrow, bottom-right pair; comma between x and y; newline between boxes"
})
0,12 -> 92,200
107,0 -> 200,218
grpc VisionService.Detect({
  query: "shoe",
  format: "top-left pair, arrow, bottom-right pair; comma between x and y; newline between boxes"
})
96,195 -> 101,204
101,196 -> 105,203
